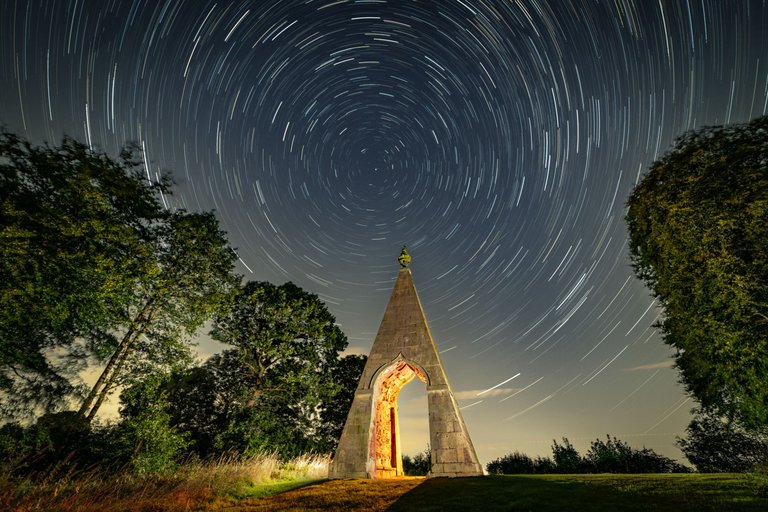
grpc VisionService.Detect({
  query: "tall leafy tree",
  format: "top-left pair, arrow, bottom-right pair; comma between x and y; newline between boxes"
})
210,281 -> 348,455
114,372 -> 191,474
0,132 -> 167,418
0,131 -> 238,421
626,116 -> 768,428
77,211 -> 238,421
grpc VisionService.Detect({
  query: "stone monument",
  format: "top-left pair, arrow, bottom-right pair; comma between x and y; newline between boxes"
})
329,247 -> 483,478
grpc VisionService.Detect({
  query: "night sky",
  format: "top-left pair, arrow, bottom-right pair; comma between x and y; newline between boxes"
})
2,0 -> 767,464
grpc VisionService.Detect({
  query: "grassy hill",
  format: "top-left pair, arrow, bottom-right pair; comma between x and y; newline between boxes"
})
208,473 -> 768,512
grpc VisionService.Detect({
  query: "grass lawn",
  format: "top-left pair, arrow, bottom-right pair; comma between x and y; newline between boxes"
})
228,477 -> 327,499
230,473 -> 768,512
203,477 -> 422,511
5,469 -> 767,511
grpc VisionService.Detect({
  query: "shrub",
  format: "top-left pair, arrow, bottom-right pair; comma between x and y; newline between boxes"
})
532,456 -> 557,474
489,435 -> 689,475
678,408 -> 768,472
0,412 -> 93,478
585,435 -> 688,473
487,452 -> 534,474
402,446 -> 431,476
551,438 -> 584,473
585,435 -> 633,473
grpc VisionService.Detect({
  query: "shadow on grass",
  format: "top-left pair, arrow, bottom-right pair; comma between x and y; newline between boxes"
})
386,474 -> 768,512
219,476 -> 424,511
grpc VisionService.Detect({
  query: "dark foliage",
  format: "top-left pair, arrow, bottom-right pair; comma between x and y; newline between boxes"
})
402,446 -> 432,476
584,435 -> 689,474
488,436 -> 689,474
626,116 -> 768,429
116,296 -> 362,462
551,437 -> 584,473
0,131 -> 168,418
487,451 -> 536,474
678,407 -> 768,472
316,354 -> 367,452
0,412 -> 105,478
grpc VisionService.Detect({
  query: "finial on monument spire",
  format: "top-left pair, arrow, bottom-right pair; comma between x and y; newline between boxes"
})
398,245 -> 411,268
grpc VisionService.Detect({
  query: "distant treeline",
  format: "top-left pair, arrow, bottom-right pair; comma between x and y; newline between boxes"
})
487,436 -> 689,474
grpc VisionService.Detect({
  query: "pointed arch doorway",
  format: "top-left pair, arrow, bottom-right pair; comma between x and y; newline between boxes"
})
370,356 -> 428,477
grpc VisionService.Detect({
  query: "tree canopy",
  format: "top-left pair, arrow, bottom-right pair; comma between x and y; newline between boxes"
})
626,115 -> 768,428
0,131 -> 237,421
0,131 -> 361,475
0,132 -> 167,416
209,281 -> 350,456
77,209 -> 238,422
115,302 -> 363,461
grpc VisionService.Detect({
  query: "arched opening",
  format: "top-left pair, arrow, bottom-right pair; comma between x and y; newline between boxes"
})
397,374 -> 430,473
369,359 -> 428,478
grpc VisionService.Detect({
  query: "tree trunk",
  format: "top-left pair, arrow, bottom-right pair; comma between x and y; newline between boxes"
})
245,360 -> 271,408
77,326 -> 136,419
77,299 -> 156,421
85,339 -> 138,422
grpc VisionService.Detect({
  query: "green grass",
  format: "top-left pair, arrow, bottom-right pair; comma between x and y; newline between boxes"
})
5,456 -> 767,511
229,477 -> 327,499
384,474 -> 768,512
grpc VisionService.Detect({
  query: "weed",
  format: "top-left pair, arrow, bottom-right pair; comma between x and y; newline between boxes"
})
0,452 -> 330,511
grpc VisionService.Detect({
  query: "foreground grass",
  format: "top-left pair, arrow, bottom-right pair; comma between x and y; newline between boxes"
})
206,477 -> 423,511
0,452 -> 329,512
4,462 -> 767,511
388,474 -> 768,511
239,473 -> 768,512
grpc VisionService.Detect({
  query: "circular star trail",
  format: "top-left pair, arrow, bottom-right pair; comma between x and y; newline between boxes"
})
2,0 -> 767,462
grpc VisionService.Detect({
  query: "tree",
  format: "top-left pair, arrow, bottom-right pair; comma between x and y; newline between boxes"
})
677,407 -> 768,472
114,373 -> 190,474
486,451 -> 535,474
118,350 -> 253,458
210,281 -> 348,456
117,348 -> 361,460
0,131 -> 168,418
551,437 -> 584,473
584,435 -> 687,473
77,211 -> 238,421
626,116 -> 768,428
315,354 -> 367,452
402,445 -> 432,476
0,131 -> 238,422
155,351 -> 250,457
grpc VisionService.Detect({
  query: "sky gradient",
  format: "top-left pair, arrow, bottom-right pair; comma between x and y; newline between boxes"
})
2,0 -> 767,465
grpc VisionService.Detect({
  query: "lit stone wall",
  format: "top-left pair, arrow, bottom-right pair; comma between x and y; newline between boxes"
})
329,267 -> 482,479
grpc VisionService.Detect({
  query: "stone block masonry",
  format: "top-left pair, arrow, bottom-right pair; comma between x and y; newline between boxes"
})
329,248 -> 482,478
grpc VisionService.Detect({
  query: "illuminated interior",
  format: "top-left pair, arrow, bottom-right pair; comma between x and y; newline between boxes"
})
370,359 -> 427,478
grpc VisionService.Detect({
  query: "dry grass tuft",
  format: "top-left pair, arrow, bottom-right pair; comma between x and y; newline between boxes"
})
0,452 -> 330,512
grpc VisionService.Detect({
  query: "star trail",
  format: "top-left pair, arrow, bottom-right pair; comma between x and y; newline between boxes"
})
2,0 -> 767,463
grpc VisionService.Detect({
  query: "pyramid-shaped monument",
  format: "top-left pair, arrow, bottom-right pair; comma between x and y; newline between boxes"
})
330,247 -> 483,478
